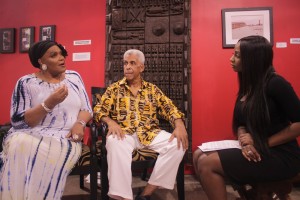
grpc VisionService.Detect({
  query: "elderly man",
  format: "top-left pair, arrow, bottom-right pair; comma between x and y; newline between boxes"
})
94,49 -> 188,200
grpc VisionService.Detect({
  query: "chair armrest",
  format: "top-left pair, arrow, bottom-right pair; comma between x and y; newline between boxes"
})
89,121 -> 99,155
100,122 -> 108,137
89,121 -> 108,155
99,122 -> 108,155
99,121 -> 109,200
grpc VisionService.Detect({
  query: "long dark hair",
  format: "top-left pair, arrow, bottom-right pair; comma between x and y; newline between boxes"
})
232,35 -> 274,153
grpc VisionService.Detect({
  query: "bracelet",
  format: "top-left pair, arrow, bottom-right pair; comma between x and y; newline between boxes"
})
76,120 -> 86,128
41,102 -> 52,113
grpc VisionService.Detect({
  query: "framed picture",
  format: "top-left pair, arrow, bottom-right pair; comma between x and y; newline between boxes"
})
19,27 -> 35,53
39,25 -> 56,41
221,7 -> 273,48
0,28 -> 15,53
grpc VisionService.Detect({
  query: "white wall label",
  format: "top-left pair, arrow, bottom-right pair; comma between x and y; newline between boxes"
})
290,38 -> 300,44
72,52 -> 91,61
276,42 -> 287,48
73,40 -> 92,45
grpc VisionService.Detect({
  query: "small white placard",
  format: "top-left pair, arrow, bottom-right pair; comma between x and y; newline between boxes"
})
290,38 -> 300,44
276,42 -> 287,48
73,40 -> 92,45
72,52 -> 91,61
198,140 -> 241,152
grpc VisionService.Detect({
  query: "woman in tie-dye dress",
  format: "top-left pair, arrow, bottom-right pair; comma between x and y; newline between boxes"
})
0,40 -> 93,200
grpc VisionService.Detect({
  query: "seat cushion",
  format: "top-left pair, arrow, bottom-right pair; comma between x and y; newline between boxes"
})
132,148 -> 158,161
74,141 -> 158,167
74,140 -> 102,167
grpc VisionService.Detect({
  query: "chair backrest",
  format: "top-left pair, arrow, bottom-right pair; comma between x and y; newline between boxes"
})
0,124 -> 11,152
91,87 -> 107,108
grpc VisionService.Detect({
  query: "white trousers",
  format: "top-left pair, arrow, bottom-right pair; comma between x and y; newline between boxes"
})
106,130 -> 185,200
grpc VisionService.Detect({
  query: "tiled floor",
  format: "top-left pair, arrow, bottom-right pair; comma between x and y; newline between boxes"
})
62,174 -> 300,200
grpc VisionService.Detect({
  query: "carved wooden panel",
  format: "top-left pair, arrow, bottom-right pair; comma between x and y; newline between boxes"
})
105,0 -> 192,163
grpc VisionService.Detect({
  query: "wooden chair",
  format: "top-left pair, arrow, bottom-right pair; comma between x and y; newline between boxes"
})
68,122 -> 101,200
0,123 -> 11,152
91,87 -> 185,200
0,122 -> 11,171
68,87 -> 104,200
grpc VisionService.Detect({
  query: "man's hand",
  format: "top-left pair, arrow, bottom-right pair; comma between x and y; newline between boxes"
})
169,119 -> 188,150
106,118 -> 125,140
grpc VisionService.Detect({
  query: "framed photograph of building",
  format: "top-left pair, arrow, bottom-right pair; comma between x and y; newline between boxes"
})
39,25 -> 56,41
0,28 -> 15,53
221,7 -> 273,48
19,26 -> 35,53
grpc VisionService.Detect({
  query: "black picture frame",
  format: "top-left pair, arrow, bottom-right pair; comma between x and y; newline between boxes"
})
39,25 -> 56,41
221,7 -> 273,48
19,26 -> 35,53
0,28 -> 15,53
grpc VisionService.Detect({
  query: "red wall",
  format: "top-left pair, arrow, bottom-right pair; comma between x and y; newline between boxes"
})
1,1 -> 300,151
0,0 -> 106,123
191,0 -> 300,150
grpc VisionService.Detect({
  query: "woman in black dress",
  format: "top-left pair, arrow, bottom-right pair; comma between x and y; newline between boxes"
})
193,35 -> 300,200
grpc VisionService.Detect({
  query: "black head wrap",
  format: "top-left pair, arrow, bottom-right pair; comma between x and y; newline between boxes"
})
28,40 -> 68,68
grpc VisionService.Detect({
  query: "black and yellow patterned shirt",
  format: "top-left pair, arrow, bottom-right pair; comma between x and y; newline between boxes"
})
94,77 -> 184,145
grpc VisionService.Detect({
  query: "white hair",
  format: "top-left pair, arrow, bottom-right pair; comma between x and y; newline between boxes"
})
123,49 -> 145,64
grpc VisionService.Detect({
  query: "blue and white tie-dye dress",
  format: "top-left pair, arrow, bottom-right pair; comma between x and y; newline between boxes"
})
0,70 -> 93,200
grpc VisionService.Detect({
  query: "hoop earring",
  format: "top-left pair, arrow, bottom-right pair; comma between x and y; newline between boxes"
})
41,64 -> 47,71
